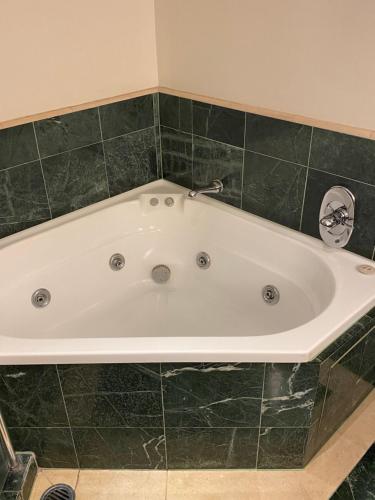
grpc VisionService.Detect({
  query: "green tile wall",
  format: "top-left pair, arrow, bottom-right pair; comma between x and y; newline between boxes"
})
0,94 -> 160,239
1,91 -> 374,261
159,93 -> 375,260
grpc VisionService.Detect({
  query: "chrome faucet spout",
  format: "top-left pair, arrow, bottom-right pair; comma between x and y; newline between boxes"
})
188,179 -> 224,198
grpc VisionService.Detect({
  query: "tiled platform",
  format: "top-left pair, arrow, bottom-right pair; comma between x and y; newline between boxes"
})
29,390 -> 374,499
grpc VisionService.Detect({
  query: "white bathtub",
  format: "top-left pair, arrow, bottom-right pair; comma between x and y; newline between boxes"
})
1,180 -> 374,364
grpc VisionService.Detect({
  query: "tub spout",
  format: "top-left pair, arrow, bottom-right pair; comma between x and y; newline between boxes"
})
188,179 -> 224,198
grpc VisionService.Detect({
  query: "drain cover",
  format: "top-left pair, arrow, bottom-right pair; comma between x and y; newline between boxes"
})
41,484 -> 75,500
151,264 -> 171,283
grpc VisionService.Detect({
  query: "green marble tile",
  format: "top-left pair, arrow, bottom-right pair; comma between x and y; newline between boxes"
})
245,114 -> 312,165
193,101 -> 245,148
72,428 -> 165,469
310,128 -> 375,185
192,136 -> 242,207
0,124 -> 38,170
242,151 -> 307,230
99,95 -> 154,140
301,169 -> 375,258
161,127 -> 192,188
161,363 -> 263,428
42,143 -> 108,217
257,427 -> 308,469
58,364 -> 163,427
331,444 -> 375,499
9,428 -> 77,468
159,93 -> 192,133
104,127 -> 157,196
166,428 -> 258,469
319,334 -> 373,444
0,365 -> 67,427
34,108 -> 101,157
0,162 -> 50,224
261,363 -> 319,427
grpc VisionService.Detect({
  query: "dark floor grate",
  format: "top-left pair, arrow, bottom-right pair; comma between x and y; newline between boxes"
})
40,483 -> 75,500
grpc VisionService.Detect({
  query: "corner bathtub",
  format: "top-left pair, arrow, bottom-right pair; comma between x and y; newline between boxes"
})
1,179 -> 374,364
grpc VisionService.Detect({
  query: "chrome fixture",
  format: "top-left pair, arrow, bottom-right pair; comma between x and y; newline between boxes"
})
109,253 -> 125,271
31,288 -> 51,308
262,285 -> 280,305
150,197 -> 159,206
165,196 -> 174,207
188,179 -> 224,198
151,264 -> 171,283
319,186 -> 355,248
196,252 -> 211,269
0,411 -> 18,470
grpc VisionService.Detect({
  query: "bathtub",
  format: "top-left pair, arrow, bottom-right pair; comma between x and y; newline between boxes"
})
1,179 -> 374,364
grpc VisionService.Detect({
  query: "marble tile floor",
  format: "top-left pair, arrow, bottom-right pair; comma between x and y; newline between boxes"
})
30,390 -> 375,500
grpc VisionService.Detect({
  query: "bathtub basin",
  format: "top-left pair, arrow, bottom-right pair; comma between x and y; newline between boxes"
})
0,179 -> 374,364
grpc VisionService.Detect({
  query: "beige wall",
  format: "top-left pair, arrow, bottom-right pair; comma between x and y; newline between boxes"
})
155,0 -> 375,131
2,0 -> 375,131
0,0 -> 158,122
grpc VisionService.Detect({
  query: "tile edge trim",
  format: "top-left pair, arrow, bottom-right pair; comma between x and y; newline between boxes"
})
2,86 -> 375,141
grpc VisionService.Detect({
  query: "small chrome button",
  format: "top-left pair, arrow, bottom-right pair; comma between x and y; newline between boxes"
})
109,253 -> 125,271
150,197 -> 159,206
151,265 -> 171,283
32,288 -> 51,308
262,285 -> 280,305
165,197 -> 174,207
196,252 -> 211,269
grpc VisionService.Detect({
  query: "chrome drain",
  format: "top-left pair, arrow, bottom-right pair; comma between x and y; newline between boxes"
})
31,288 -> 51,308
262,285 -> 280,305
40,483 -> 75,500
196,252 -> 211,269
109,253 -> 125,271
152,264 -> 171,284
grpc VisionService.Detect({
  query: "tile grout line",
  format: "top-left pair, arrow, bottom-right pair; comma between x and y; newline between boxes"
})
307,165 -> 375,188
153,93 -> 163,179
159,363 -> 168,470
191,128 -> 194,190
240,114 -> 247,209
32,122 -> 53,220
74,468 -> 81,493
22,126 -> 155,164
307,127 -> 314,167
97,107 -> 111,199
8,424 -> 310,430
255,363 -> 267,469
298,127 -> 314,231
55,365 -> 80,469
302,366 -> 321,465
